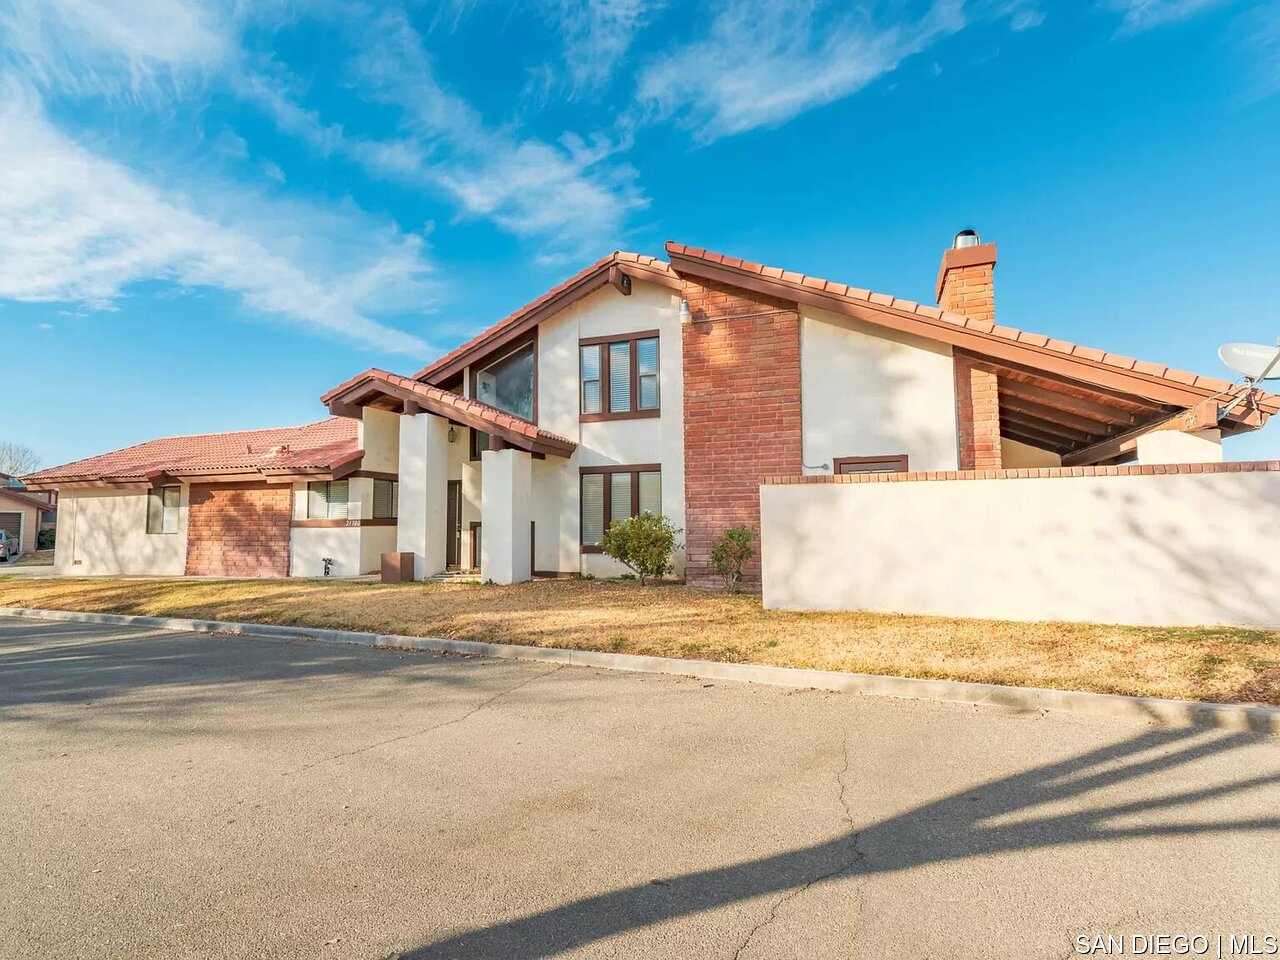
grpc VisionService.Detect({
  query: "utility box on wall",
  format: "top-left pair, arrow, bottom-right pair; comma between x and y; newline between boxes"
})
381,551 -> 415,583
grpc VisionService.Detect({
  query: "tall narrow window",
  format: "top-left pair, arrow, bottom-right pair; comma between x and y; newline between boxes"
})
307,479 -> 349,520
579,332 -> 661,420
637,337 -> 659,411
608,341 -> 631,413
580,344 -> 602,415
372,479 -> 398,519
581,474 -> 605,546
638,471 -> 662,516
146,485 -> 180,534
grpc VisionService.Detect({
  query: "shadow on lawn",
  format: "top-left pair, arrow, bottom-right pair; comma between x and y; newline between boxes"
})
403,726 -> 1280,959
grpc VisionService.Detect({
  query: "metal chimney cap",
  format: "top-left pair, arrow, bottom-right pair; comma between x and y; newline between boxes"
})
953,229 -> 980,249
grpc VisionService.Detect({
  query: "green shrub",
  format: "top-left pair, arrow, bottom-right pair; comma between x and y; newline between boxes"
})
709,525 -> 756,592
37,528 -> 55,550
600,513 -> 681,585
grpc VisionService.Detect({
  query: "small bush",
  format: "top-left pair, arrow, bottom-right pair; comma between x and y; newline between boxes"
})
600,513 -> 681,586
37,528 -> 55,550
709,525 -> 756,592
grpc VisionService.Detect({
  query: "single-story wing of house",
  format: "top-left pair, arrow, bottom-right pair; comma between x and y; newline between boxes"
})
24,232 -> 1278,584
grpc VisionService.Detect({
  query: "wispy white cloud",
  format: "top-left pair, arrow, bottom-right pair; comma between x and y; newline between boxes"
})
243,9 -> 648,258
637,0 -> 968,143
540,0 -> 663,94
0,82 -> 435,355
1233,3 -> 1280,104
0,0 -> 243,99
1101,0 -> 1227,34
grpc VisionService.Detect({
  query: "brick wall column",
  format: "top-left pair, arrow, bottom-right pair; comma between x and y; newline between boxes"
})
954,355 -> 1002,470
681,277 -> 802,588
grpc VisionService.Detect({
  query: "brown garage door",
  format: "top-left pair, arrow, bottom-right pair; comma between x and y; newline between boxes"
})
0,512 -> 20,539
185,483 -> 292,577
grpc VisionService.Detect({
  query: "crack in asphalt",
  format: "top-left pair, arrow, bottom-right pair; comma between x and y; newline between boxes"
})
296,665 -> 563,771
731,730 -> 865,960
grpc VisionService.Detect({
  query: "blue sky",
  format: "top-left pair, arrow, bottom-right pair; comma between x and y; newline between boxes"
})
3,0 -> 1279,468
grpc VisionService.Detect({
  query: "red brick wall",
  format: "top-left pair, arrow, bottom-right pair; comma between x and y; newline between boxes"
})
681,277 -> 802,587
185,482 -> 292,577
953,356 -> 1002,470
937,256 -> 995,323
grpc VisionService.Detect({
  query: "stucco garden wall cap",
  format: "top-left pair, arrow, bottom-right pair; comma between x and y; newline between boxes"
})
764,460 -> 1280,484
4,607 -> 1277,735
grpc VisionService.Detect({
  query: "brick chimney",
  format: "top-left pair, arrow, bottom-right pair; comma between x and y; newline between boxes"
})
936,229 -> 997,323
940,230 -> 1002,470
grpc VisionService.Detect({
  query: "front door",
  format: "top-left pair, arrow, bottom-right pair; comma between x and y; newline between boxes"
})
445,480 -> 462,568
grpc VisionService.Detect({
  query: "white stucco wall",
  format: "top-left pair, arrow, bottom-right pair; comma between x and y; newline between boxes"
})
761,470 -> 1280,627
359,407 -> 401,473
800,307 -> 959,473
536,280 -> 685,578
55,487 -> 189,576
290,526 -> 363,578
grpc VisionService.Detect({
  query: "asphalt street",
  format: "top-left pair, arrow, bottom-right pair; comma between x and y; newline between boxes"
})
2,615 -> 1278,959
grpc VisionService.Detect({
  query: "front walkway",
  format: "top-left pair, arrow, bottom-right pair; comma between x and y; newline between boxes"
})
3,617 -> 1277,959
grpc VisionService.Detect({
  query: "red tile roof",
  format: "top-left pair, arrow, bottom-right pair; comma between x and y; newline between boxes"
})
24,418 -> 361,488
664,241 -> 1279,415
323,369 -> 577,456
413,251 -> 677,383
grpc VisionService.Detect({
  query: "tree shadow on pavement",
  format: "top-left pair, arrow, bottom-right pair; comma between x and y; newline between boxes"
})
403,726 -> 1279,959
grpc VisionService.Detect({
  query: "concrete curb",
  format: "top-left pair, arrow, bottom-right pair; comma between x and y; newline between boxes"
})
3,606 -> 1277,735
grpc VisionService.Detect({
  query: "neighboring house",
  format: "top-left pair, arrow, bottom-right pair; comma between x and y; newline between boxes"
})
24,233 -> 1276,583
0,482 -> 54,556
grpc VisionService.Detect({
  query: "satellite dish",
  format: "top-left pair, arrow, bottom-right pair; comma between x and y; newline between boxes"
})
1219,342 -> 1280,381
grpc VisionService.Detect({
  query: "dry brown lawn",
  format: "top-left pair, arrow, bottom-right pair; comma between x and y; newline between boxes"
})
1,576 -> 1277,705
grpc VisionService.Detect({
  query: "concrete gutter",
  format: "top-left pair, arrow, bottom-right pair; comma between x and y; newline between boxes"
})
3,606 -> 1277,735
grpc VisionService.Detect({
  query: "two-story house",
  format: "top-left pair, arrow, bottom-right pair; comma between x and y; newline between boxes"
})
25,233 -> 1273,583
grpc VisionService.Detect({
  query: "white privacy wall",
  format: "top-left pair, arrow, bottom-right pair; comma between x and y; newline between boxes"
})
761,470 -> 1280,627
800,308 -> 959,473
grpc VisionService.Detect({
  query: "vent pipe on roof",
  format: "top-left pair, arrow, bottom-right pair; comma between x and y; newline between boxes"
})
953,228 -> 980,249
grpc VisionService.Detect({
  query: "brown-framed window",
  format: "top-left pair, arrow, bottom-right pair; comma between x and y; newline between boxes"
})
580,464 -> 661,551
833,455 -> 909,476
307,479 -> 350,519
469,428 -> 490,462
471,336 -> 536,422
145,485 -> 180,534
579,331 -> 659,422
372,479 -> 398,519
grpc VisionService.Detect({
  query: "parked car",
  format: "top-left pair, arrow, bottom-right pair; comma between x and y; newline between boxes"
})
0,530 -> 19,561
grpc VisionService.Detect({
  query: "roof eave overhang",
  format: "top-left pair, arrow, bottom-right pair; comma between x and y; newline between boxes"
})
29,459 -> 363,490
327,377 -> 577,459
667,249 -> 1276,427
414,257 -> 680,385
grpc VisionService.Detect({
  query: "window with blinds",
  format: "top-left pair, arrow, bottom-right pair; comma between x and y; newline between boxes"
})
307,479 -> 349,520
636,337 -> 659,410
579,332 -> 660,420
580,467 -> 661,549
580,345 -> 602,414
372,479 -> 398,519
581,474 -> 605,545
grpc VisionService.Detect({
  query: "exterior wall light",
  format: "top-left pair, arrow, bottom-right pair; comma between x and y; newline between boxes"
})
679,299 -> 691,324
